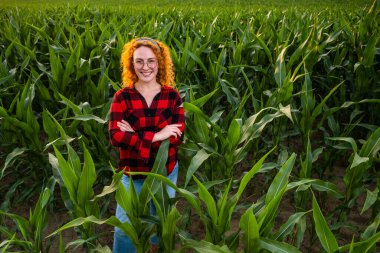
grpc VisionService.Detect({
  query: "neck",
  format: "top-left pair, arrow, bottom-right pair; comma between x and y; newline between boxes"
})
135,81 -> 161,91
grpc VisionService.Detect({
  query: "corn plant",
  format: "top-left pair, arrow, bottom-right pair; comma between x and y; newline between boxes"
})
49,140 -> 184,253
44,109 -> 101,249
0,80 -> 52,207
147,187 -> 182,253
50,140 -> 100,249
0,178 -> 55,253
181,99 -> 292,186
312,192 -> 380,253
329,127 -> 380,222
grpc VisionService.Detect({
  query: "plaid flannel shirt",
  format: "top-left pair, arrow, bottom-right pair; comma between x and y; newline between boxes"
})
109,85 -> 185,177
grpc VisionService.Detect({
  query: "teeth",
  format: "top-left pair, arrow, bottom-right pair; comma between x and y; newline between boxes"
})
141,72 -> 152,76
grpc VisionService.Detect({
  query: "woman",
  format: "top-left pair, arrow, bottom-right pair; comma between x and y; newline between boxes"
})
108,37 -> 185,252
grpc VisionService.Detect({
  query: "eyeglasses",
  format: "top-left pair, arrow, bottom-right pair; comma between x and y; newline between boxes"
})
133,58 -> 157,69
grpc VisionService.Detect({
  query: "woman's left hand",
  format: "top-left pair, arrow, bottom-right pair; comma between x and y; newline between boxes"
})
117,120 -> 135,132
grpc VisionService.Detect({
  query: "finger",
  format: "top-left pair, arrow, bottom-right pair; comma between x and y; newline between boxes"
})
172,129 -> 181,138
170,123 -> 183,127
174,128 -> 182,135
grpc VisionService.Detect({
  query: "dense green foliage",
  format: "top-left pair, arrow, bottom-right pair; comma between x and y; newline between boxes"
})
0,0 -> 379,252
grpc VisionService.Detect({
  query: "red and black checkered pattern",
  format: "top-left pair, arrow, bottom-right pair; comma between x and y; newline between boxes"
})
109,86 -> 185,177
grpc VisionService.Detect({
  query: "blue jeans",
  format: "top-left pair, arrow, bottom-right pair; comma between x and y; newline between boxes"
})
113,163 -> 178,253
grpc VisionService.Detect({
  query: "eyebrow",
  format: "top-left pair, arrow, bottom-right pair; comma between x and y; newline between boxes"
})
134,57 -> 157,61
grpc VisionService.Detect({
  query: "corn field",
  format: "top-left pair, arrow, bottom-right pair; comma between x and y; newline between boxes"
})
0,0 -> 379,252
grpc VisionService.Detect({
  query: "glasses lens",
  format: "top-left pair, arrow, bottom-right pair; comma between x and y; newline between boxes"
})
134,59 -> 157,69
134,61 -> 143,69
147,59 -> 157,68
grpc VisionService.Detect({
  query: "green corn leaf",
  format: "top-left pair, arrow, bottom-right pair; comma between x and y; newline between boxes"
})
258,238 -> 302,253
287,31 -> 311,69
153,178 -> 170,220
361,188 -> 379,215
328,137 -> 358,153
185,149 -> 212,187
310,81 -> 343,122
279,104 -> 293,123
186,49 -> 208,75
362,33 -> 379,67
312,193 -> 339,252
13,39 -> 37,61
237,146 -> 276,199
53,145 -> 78,204
186,178 -> 229,193
359,127 -> 380,158
287,179 -> 317,191
349,237 -> 355,253
0,234 -> 33,251
193,176 -> 218,225
185,102 -> 223,139
258,185 -> 287,236
240,109 -> 284,144
340,99 -> 380,109
0,179 -> 23,211
274,211 -> 310,241
114,171 -> 130,214
339,231 -> 380,253
180,238 -> 233,253
62,45 -> 77,89
42,110 -> 59,141
190,88 -> 219,108
1,147 -> 27,179
300,133 -> 312,178
67,145 -> 81,177
65,115 -> 107,124
77,143 -> 96,212
266,153 -> 296,204
216,179 -> 232,224
129,172 -> 203,220
139,139 -> 169,206
274,46 -> 288,87
58,233 -> 64,253
0,107 -> 34,135
239,204 -> 260,253
0,234 -> 16,252
149,186 -> 164,222
227,119 -> 241,149
253,33 -> 273,64
128,176 -> 140,222
157,21 -> 173,41
48,215 -> 139,246
59,93 -> 82,115
45,110 -> 74,144
30,187 -> 51,228
162,206 -> 181,251
0,211 -> 31,241
93,172 -> 123,200
49,45 -> 63,86
349,152 -> 369,170
310,180 -> 343,199
361,212 -> 380,240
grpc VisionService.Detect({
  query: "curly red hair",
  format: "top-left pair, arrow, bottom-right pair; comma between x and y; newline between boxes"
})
120,37 -> 175,87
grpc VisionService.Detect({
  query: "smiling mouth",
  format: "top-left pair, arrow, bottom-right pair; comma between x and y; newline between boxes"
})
141,71 -> 153,77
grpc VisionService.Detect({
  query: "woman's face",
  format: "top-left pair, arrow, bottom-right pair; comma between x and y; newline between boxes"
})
133,46 -> 158,84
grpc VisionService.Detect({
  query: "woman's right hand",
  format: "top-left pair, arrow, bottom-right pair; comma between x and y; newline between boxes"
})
153,124 -> 182,142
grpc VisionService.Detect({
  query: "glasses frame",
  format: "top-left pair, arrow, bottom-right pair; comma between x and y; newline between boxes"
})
133,58 -> 158,69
